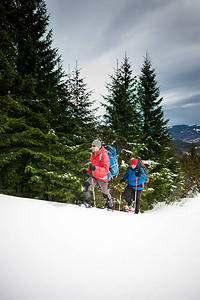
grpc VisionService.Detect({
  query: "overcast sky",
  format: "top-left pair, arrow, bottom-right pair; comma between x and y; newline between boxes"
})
45,0 -> 200,125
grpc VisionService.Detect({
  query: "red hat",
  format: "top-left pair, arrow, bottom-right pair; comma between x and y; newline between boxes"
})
131,158 -> 138,165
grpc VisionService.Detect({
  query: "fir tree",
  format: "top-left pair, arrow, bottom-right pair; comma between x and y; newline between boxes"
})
64,62 -> 98,202
137,53 -> 182,207
67,62 -> 97,140
181,143 -> 200,196
138,52 -> 171,159
0,0 -> 81,202
102,55 -> 141,149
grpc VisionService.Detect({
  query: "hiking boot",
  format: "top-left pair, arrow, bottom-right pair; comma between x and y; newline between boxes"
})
81,202 -> 92,208
107,207 -> 114,211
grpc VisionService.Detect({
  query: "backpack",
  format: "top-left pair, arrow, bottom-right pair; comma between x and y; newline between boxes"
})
104,145 -> 119,176
138,159 -> 149,186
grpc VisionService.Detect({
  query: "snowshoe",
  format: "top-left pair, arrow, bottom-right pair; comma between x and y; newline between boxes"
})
123,205 -> 135,212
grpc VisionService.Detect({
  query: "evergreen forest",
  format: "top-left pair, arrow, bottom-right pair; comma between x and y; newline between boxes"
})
1,0 -> 199,211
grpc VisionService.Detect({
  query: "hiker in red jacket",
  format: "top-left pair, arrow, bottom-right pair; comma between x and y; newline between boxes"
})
82,139 -> 114,210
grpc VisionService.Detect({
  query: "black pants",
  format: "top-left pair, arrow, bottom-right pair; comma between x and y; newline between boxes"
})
123,185 -> 142,213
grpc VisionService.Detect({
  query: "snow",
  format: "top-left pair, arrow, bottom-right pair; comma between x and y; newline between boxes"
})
0,194 -> 200,300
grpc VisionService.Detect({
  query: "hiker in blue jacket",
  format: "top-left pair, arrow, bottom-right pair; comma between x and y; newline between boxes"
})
120,158 -> 147,214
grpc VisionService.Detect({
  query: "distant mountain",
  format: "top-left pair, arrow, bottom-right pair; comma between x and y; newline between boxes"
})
168,124 -> 200,143
172,140 -> 200,157
168,125 -> 200,157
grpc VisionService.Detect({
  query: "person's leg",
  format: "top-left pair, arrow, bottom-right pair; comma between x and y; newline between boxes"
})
82,176 -> 97,206
98,180 -> 114,209
123,185 -> 133,207
134,189 -> 142,214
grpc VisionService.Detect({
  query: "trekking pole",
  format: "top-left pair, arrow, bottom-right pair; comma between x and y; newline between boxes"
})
135,177 -> 137,210
92,177 -> 96,208
119,182 -> 123,211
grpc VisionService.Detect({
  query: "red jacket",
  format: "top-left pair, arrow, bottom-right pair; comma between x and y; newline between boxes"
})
87,146 -> 111,182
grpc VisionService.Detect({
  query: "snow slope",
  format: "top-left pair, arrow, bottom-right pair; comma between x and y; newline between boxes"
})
0,194 -> 200,300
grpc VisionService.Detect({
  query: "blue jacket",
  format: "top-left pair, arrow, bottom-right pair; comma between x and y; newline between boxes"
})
122,163 -> 147,190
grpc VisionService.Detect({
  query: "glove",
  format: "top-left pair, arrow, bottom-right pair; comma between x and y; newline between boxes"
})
89,164 -> 96,172
120,179 -> 124,184
135,169 -> 140,177
83,168 -> 88,175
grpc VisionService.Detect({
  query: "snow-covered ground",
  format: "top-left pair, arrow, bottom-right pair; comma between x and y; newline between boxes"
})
0,193 -> 200,300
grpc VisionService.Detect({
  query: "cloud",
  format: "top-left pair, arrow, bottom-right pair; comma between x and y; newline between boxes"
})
163,93 -> 200,125
46,0 -> 200,125
164,102 -> 200,125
